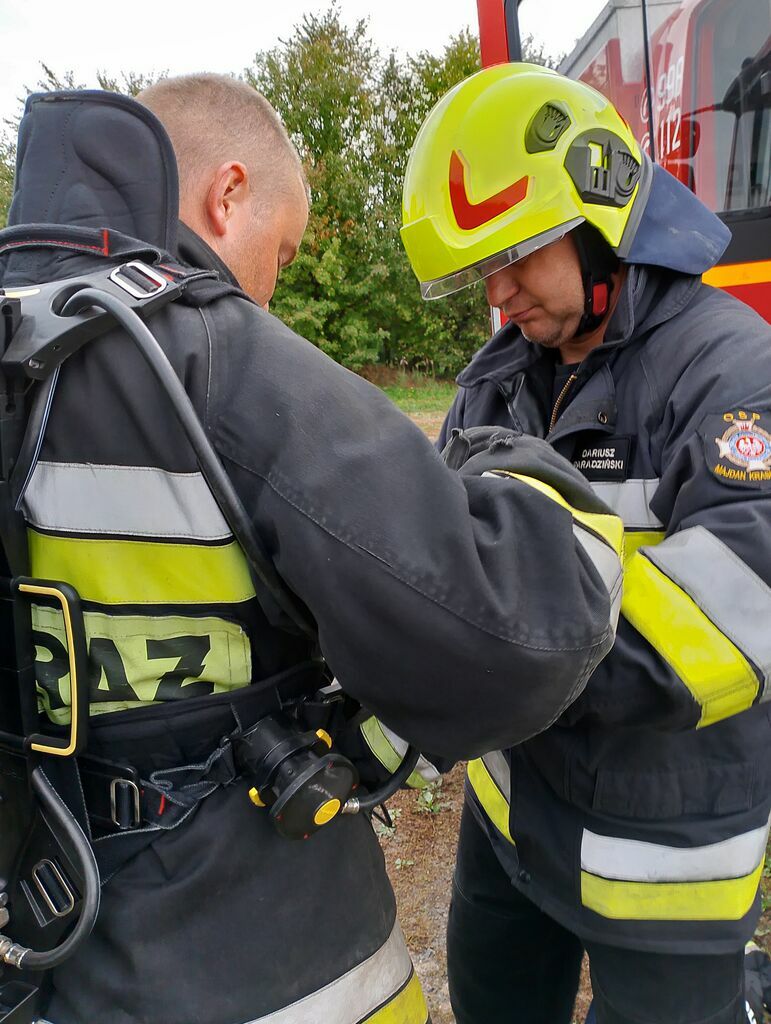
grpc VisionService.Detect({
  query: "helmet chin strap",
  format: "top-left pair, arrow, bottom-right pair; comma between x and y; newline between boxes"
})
571,223 -> 620,338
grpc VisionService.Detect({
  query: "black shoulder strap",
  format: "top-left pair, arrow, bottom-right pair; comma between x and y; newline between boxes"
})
1,255 -> 196,551
3,254 -> 317,642
157,261 -> 251,308
0,224 -> 164,264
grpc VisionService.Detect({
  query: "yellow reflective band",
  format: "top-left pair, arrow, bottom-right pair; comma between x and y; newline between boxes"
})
494,472 -> 624,556
467,758 -> 514,845
581,860 -> 763,921
622,553 -> 760,726
28,529 -> 256,606
624,530 -> 665,562
361,717 -> 397,769
33,605 -> 252,724
364,971 -> 428,1024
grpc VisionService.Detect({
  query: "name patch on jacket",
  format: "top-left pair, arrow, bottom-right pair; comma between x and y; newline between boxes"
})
704,410 -> 771,488
573,437 -> 631,481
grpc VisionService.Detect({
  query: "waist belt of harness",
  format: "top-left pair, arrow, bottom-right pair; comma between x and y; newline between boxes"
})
83,735 -> 242,883
78,661 -> 325,881
80,737 -> 239,836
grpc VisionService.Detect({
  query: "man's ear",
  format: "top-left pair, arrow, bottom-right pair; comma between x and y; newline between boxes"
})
204,161 -> 250,238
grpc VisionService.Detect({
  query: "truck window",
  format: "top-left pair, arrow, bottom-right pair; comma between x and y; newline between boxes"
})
546,1 -> 654,154
689,0 -> 770,213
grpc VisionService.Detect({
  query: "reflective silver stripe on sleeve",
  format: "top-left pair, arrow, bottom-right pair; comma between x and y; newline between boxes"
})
644,526 -> 771,697
590,479 -> 662,529
582,818 -> 770,883
23,461 -> 231,541
245,921 -> 413,1024
573,524 -> 622,631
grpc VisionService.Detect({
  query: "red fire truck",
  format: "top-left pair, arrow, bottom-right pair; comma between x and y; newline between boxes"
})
475,0 -> 771,320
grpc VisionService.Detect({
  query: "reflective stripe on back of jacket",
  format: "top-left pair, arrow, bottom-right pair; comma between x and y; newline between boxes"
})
24,451 -> 257,723
440,264 -> 771,953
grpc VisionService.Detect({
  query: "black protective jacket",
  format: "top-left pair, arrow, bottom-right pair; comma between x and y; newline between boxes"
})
0,92 -> 623,762
0,90 -> 621,1024
441,256 -> 771,953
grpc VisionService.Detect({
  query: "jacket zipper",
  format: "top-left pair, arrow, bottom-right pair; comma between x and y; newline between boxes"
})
549,373 -> 578,432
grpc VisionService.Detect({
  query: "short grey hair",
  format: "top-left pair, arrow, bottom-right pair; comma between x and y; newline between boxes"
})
138,73 -> 306,203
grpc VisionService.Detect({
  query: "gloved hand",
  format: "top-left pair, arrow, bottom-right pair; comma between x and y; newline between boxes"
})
335,710 -> 448,791
441,425 -> 522,470
333,709 -> 395,790
442,426 -> 614,517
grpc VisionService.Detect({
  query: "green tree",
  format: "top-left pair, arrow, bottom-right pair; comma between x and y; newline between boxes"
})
0,135 -> 14,227
95,70 -> 167,96
521,33 -> 565,69
29,62 -> 165,98
246,10 -> 385,369
1,14 -> 562,373
247,12 -> 487,375
369,29 -> 489,375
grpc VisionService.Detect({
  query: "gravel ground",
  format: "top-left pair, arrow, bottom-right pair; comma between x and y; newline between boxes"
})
378,767 -> 594,1024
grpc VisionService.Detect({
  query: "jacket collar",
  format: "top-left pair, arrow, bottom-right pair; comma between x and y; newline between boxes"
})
175,221 -> 242,288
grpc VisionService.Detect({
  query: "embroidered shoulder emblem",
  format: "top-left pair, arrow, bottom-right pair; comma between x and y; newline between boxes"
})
710,410 -> 771,485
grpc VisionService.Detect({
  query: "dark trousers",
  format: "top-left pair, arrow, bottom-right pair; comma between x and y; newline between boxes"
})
447,804 -> 748,1024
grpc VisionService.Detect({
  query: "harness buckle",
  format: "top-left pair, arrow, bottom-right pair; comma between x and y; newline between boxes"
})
109,260 -> 168,299
31,859 -> 76,919
109,777 -> 141,830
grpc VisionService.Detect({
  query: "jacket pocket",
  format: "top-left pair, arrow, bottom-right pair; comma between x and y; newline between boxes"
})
591,759 -> 761,819
586,700 -> 771,819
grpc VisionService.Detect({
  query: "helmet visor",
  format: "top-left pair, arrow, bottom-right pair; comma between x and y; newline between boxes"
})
420,218 -> 585,300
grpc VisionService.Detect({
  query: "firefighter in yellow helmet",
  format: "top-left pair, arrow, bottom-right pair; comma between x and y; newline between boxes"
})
403,63 -> 771,1024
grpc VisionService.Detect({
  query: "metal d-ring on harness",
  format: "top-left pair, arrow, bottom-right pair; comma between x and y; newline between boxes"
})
0,260 -> 418,996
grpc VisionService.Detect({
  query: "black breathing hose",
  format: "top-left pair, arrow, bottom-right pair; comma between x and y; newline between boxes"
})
60,288 -> 316,639
0,767 -> 100,970
344,746 -> 421,815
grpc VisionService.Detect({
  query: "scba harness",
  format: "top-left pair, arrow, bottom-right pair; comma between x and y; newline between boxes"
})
0,229 -> 415,1023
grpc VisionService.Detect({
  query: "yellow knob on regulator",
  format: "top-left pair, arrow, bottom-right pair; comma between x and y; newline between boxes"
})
248,787 -> 266,807
313,798 -> 341,826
